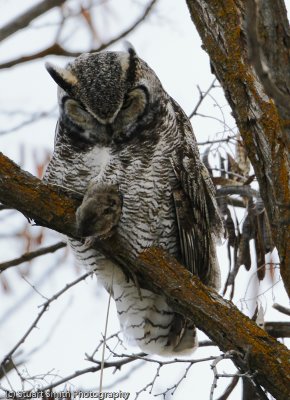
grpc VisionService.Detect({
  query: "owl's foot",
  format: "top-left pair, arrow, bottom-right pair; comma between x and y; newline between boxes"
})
44,183 -> 83,200
76,183 -> 122,239
167,314 -> 198,354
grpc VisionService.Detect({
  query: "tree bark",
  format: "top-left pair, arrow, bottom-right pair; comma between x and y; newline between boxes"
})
185,0 -> 290,296
0,153 -> 79,236
0,152 -> 289,399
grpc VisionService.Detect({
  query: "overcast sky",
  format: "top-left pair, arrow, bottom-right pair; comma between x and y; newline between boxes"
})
0,1 -> 289,399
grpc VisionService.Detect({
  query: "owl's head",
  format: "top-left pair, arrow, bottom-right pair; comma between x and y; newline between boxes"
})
46,47 -> 167,145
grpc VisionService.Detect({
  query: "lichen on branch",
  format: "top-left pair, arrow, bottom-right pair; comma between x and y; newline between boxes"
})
185,0 -> 290,296
0,151 -> 289,399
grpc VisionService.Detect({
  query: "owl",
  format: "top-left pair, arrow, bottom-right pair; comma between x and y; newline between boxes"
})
44,47 -> 223,356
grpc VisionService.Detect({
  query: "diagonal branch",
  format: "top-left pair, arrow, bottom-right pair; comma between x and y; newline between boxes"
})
0,241 -> 66,273
0,151 -> 289,399
216,375 -> 239,400
1,268 -> 94,371
272,303 -> 290,317
0,0 -> 158,70
0,152 -> 80,236
0,0 -> 67,43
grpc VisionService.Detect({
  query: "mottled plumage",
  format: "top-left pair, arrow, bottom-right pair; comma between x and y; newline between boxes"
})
44,48 -> 223,356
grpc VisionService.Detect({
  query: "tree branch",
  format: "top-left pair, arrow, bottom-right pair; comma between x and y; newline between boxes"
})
0,0 -> 158,69
0,241 -> 66,273
216,375 -> 239,400
188,79 -> 216,119
0,152 -> 289,399
1,268 -> 94,369
273,303 -> 290,317
264,322 -> 290,339
0,152 -> 80,236
245,0 -> 290,120
0,0 -> 67,42
216,186 -> 259,199
185,0 -> 290,296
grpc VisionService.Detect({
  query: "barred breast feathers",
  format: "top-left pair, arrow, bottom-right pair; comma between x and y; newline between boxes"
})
44,48 -> 222,356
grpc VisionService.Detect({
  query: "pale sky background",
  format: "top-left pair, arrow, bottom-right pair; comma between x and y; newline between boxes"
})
0,1 -> 289,399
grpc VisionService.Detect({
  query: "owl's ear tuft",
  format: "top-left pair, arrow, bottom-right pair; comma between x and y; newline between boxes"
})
125,42 -> 139,83
45,62 -> 78,93
124,41 -> 137,57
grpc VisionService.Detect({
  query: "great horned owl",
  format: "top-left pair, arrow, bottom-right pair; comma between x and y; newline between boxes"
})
44,48 -> 223,356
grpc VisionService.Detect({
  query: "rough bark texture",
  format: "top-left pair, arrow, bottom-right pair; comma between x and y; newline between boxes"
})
185,0 -> 290,296
0,152 -> 289,400
246,0 -> 290,120
0,152 -> 79,236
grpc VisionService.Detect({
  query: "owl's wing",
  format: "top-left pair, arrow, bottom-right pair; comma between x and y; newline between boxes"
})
171,119 -> 223,289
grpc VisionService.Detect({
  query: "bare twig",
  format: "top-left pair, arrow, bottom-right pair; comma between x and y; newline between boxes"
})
210,351 -> 254,400
272,303 -> 290,317
188,79 -> 216,118
210,351 -> 237,400
99,268 -> 114,393
98,342 -> 217,399
212,168 -> 248,181
216,186 -> 259,199
194,113 -> 235,136
264,321 -> 290,338
103,343 -> 216,367
2,352 -> 147,397
0,354 -> 24,380
0,0 -> 158,69
0,0 -> 67,42
27,357 -> 141,395
197,135 -> 236,146
153,362 -> 199,399
216,375 -> 239,400
25,297 -> 73,359
0,269 -> 94,371
199,340 -> 215,347
131,352 -> 216,399
0,108 -> 57,136
0,261 -> 60,326
0,242 -> 66,273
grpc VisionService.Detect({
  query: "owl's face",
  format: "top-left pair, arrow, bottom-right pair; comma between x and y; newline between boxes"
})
46,48 -> 167,146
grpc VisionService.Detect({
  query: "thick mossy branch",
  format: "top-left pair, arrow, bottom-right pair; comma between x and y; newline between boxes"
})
0,152 -> 289,399
185,0 -> 290,297
0,152 -> 79,236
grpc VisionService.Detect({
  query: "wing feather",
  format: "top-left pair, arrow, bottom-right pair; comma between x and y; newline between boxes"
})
171,106 -> 223,289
